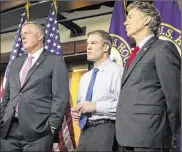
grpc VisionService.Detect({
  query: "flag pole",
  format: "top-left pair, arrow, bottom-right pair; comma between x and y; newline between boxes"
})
123,0 -> 127,16
177,0 -> 182,12
25,0 -> 32,21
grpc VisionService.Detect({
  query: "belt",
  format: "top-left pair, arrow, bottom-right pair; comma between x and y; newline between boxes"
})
86,119 -> 115,128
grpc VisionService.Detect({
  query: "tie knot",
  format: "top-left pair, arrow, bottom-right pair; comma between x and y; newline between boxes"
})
132,46 -> 140,54
93,68 -> 99,73
28,55 -> 34,61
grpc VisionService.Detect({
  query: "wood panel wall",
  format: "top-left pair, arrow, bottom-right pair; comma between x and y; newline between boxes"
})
0,39 -> 87,73
0,39 -> 87,64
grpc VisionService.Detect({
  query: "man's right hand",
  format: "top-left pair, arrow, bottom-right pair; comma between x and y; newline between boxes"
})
71,107 -> 81,121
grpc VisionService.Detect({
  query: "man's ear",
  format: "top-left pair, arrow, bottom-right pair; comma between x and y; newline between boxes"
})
144,16 -> 152,26
104,44 -> 109,53
38,33 -> 43,41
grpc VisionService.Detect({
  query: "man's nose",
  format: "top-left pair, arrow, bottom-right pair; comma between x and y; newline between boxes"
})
21,35 -> 25,39
87,44 -> 91,50
124,21 -> 127,26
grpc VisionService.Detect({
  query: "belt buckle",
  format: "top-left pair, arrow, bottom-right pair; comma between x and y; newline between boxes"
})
94,120 -> 105,126
87,120 -> 98,127
99,120 -> 105,124
87,119 -> 110,128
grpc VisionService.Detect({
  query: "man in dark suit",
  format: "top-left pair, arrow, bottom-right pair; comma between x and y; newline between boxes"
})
116,1 -> 181,152
0,21 -> 69,151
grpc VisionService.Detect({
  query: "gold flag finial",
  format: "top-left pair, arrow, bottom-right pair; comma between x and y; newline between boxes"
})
123,0 -> 127,16
25,0 -> 32,21
53,0 -> 58,14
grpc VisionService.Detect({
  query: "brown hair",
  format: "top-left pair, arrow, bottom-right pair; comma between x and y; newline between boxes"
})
87,30 -> 112,54
127,1 -> 161,36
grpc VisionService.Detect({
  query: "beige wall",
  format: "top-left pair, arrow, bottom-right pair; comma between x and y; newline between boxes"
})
1,6 -> 112,53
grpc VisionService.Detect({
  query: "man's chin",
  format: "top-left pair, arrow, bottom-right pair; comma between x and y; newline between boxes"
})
23,48 -> 30,52
23,46 -> 28,50
87,57 -> 94,62
126,32 -> 131,37
126,33 -> 135,40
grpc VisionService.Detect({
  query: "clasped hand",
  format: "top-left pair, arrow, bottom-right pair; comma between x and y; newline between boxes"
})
71,101 -> 96,121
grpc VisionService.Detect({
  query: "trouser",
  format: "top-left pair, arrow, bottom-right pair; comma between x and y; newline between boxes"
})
0,117 -> 54,152
77,119 -> 117,151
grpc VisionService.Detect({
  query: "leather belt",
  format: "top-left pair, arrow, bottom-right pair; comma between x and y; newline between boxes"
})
86,119 -> 115,128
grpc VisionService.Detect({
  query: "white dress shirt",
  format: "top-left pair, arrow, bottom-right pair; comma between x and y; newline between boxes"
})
77,58 -> 124,120
19,48 -> 44,79
138,34 -> 155,51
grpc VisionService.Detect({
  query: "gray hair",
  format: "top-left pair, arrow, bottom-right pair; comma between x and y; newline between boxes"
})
127,1 -> 161,36
87,30 -> 112,55
22,21 -> 45,38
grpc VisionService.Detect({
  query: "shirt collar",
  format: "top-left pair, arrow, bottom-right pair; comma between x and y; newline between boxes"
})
138,34 -> 155,49
94,58 -> 112,72
28,47 -> 44,58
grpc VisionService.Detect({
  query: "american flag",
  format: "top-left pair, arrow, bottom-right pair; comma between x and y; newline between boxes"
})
0,3 -> 76,151
45,3 -> 76,151
0,12 -> 27,102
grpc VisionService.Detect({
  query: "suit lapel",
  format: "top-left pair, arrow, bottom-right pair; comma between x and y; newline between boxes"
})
121,63 -> 128,84
21,50 -> 47,89
121,37 -> 157,88
16,55 -> 27,89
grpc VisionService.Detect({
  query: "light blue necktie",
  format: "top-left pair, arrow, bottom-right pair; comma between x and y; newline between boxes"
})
79,68 -> 99,129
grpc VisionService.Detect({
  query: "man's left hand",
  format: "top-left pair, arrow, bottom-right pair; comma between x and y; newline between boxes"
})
76,101 -> 96,114
50,126 -> 56,134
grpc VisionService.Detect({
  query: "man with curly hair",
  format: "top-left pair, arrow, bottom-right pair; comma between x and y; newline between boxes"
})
116,1 -> 181,152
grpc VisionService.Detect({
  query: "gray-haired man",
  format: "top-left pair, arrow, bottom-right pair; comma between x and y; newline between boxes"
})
116,1 -> 180,152
0,21 -> 69,151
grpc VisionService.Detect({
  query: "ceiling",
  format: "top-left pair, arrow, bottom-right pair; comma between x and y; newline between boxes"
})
0,1 -> 116,34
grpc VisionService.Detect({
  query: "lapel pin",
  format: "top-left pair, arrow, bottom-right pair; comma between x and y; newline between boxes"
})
36,62 -> 39,66
144,48 -> 147,50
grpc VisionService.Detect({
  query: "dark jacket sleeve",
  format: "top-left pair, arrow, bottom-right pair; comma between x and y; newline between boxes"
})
48,56 -> 69,130
155,41 -> 181,133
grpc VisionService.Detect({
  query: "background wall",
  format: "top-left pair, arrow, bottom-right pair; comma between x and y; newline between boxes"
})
1,6 -> 112,53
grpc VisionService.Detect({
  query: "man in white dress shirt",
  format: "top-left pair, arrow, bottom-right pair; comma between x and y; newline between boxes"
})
71,30 -> 123,151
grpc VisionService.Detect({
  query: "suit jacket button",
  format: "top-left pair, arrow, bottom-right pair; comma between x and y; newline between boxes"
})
20,93 -> 22,95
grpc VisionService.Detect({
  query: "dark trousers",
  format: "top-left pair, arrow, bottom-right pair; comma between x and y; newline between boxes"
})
117,145 -> 170,152
77,121 -> 117,151
0,118 -> 54,152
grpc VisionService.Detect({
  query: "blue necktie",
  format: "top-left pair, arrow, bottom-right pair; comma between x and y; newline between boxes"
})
79,68 -> 99,129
